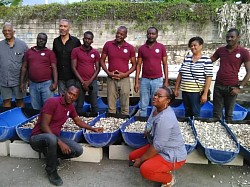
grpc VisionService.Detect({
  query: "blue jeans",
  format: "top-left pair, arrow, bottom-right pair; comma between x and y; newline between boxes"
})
30,133 -> 83,174
139,77 -> 163,117
182,91 -> 201,118
29,80 -> 54,110
75,80 -> 98,114
213,84 -> 237,121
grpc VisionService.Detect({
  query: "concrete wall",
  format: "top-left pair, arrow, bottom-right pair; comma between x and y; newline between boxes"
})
0,19 -> 225,65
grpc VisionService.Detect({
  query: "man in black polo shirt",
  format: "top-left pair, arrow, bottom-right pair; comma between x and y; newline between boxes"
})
53,19 -> 81,95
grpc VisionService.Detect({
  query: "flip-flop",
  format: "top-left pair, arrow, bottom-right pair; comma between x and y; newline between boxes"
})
161,176 -> 176,187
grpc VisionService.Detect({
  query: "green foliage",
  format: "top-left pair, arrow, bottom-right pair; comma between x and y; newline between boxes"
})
0,0 -> 22,6
0,1 -> 223,28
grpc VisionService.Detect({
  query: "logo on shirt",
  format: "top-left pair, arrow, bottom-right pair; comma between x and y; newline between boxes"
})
236,53 -> 241,58
67,111 -> 69,116
155,49 -> 160,53
123,49 -> 128,53
91,54 -> 95,58
41,53 -> 45,56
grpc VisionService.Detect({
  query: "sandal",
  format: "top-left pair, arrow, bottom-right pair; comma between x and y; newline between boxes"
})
161,176 -> 176,187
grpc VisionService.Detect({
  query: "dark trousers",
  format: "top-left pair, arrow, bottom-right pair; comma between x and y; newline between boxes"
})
182,91 -> 201,118
213,84 -> 237,121
30,133 -> 83,174
75,80 -> 98,114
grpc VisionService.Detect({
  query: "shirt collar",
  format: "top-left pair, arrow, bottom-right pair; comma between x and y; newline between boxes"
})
31,46 -> 48,51
80,45 -> 93,52
59,96 -> 67,106
145,41 -> 158,48
112,39 -> 128,47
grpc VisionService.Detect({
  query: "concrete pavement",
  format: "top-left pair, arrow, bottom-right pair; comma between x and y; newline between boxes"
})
0,148 -> 250,187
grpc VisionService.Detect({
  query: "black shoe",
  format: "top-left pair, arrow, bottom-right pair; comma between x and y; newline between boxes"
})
48,171 -> 63,186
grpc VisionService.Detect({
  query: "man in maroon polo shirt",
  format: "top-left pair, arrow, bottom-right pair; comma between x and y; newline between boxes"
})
100,26 -> 136,115
20,33 -> 58,110
211,28 -> 250,122
71,31 -> 100,115
30,85 -> 103,186
134,27 -> 168,117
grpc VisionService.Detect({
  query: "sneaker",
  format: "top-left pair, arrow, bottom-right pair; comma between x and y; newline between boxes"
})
48,170 -> 63,186
161,176 -> 176,187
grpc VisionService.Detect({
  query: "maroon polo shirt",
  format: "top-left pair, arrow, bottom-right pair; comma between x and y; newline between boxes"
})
212,46 -> 250,86
24,47 -> 57,82
138,42 -> 167,79
102,40 -> 136,73
31,96 -> 78,136
71,46 -> 100,81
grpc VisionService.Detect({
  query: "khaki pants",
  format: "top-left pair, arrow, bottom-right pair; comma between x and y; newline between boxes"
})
107,77 -> 130,115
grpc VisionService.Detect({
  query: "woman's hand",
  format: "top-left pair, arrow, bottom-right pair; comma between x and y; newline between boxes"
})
200,93 -> 207,104
133,158 -> 143,168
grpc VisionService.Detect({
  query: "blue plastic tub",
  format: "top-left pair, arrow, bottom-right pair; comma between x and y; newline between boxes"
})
224,120 -> 250,159
16,114 -> 94,143
172,102 -> 185,118
15,115 -> 38,142
117,97 -> 140,116
177,117 -> 197,154
83,113 -> 129,147
200,101 -> 213,119
97,97 -> 108,114
193,119 -> 240,164
0,108 -> 31,141
231,103 -> 248,121
120,116 -> 148,148
24,95 -> 32,108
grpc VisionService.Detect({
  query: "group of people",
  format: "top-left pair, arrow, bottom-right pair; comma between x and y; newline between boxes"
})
0,19 -> 249,187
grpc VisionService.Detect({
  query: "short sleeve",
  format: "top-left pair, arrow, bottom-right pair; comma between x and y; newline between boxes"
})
130,45 -> 136,58
71,48 -> 77,60
50,50 -> 57,65
41,98 -> 57,115
102,42 -> 109,55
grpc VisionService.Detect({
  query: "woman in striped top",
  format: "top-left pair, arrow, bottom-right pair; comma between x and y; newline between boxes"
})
174,36 -> 213,118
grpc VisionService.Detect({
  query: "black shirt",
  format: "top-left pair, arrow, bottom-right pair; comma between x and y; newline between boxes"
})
53,35 -> 81,80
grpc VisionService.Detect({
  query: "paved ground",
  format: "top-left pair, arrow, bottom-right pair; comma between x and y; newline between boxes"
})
1,148 -> 250,187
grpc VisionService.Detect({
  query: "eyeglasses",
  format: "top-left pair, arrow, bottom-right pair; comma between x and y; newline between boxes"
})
153,93 -> 168,98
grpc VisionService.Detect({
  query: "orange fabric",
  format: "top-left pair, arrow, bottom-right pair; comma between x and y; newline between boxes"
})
129,144 -> 186,184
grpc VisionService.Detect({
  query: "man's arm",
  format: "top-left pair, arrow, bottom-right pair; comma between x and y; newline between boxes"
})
134,57 -> 142,93
40,113 -> 54,133
162,56 -> 168,87
84,59 -> 101,88
50,63 -> 58,91
100,53 -> 113,78
20,59 -> 28,92
240,60 -> 250,87
71,58 -> 84,85
73,116 -> 103,132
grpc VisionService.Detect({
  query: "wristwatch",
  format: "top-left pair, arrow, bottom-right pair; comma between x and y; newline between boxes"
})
239,85 -> 244,89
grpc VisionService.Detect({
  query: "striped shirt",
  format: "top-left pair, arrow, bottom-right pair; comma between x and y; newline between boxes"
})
179,54 -> 213,92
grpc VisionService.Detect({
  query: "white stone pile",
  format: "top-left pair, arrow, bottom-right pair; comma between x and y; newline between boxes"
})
19,117 -> 38,129
227,123 -> 250,152
19,116 -> 94,133
178,121 -> 196,145
124,121 -> 146,133
194,120 -> 238,152
86,117 -> 127,133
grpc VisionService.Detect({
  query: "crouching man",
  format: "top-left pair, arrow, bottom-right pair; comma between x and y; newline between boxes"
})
30,85 -> 103,186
